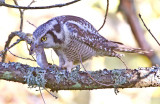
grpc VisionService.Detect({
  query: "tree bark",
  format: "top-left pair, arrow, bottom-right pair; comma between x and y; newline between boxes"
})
0,62 -> 160,92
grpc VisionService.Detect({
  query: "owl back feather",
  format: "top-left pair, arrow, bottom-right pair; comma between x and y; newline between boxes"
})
113,43 -> 151,54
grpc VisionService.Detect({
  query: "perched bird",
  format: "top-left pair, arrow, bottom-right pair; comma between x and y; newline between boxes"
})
30,15 -> 149,72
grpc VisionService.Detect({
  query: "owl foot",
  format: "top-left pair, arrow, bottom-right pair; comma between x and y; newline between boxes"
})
71,65 -> 81,71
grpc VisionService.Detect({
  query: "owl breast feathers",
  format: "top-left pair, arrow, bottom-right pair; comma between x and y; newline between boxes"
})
32,15 -> 148,72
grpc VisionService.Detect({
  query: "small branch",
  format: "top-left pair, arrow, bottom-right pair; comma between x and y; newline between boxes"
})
79,54 -> 112,87
139,14 -> 160,46
0,0 -> 80,9
1,0 -> 37,62
13,0 -> 24,31
27,20 -> 37,28
1,31 -> 32,62
27,0 -> 36,7
1,33 -> 19,62
8,50 -> 35,61
98,0 -> 109,31
13,0 -> 36,31
0,39 -> 22,60
118,0 -> 152,53
118,0 -> 160,65
39,87 -> 46,104
0,62 -> 160,91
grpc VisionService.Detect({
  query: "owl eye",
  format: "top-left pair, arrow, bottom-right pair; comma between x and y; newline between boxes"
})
41,36 -> 47,42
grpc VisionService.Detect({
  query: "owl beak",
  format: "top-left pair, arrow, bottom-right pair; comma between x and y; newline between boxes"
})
35,43 -> 38,48
29,42 -> 44,55
29,43 -> 35,55
29,42 -> 38,55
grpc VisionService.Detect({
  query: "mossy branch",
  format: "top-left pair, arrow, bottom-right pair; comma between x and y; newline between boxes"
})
0,62 -> 160,91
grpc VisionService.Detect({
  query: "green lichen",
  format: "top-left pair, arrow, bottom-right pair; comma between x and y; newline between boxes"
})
2,63 -> 9,68
2,71 -> 13,80
72,82 -> 81,88
69,70 -> 81,84
55,70 -> 67,84
10,62 -> 16,66
24,67 -> 46,88
111,70 -> 127,86
85,85 -> 98,89
15,63 -> 22,69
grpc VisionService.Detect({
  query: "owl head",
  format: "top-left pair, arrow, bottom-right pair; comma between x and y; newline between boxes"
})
32,17 -> 64,50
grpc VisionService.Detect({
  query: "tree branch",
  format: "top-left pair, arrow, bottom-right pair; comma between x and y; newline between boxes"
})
0,0 -> 80,9
139,14 -> 160,46
118,0 -> 151,51
0,31 -> 32,62
98,0 -> 109,31
118,0 -> 160,65
0,62 -> 160,91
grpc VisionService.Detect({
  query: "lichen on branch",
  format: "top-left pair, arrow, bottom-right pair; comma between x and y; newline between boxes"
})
0,62 -> 160,91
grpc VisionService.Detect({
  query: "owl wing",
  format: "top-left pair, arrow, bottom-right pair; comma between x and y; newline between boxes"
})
65,21 -> 122,51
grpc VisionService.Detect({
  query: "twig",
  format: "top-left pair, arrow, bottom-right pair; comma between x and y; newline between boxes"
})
39,87 -> 46,104
98,0 -> 109,31
27,20 -> 37,28
43,87 -> 58,99
9,31 -> 32,44
0,0 -> 80,9
117,56 -> 128,69
28,0 -> 36,7
1,33 -> 18,62
8,50 -> 35,61
0,39 -> 22,56
139,14 -> 160,46
13,0 -> 24,32
79,54 -> 112,87
1,31 -> 33,62
13,0 -> 36,31
118,0 -> 152,54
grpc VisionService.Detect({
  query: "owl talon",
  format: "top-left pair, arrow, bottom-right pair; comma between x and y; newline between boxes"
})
65,70 -> 70,77
71,65 -> 80,71
57,66 -> 70,77
76,65 -> 81,71
57,66 -> 68,71
58,67 -> 63,71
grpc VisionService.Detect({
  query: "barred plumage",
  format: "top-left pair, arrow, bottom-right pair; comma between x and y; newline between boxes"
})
30,15 -> 149,72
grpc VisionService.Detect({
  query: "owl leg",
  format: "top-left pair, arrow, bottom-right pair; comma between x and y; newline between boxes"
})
58,54 -> 76,72
58,56 -> 65,68
62,61 -> 76,72
58,55 -> 65,71
54,50 -> 65,70
55,50 -> 76,72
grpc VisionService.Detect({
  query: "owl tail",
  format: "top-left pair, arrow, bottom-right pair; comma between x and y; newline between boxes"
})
113,44 -> 152,54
